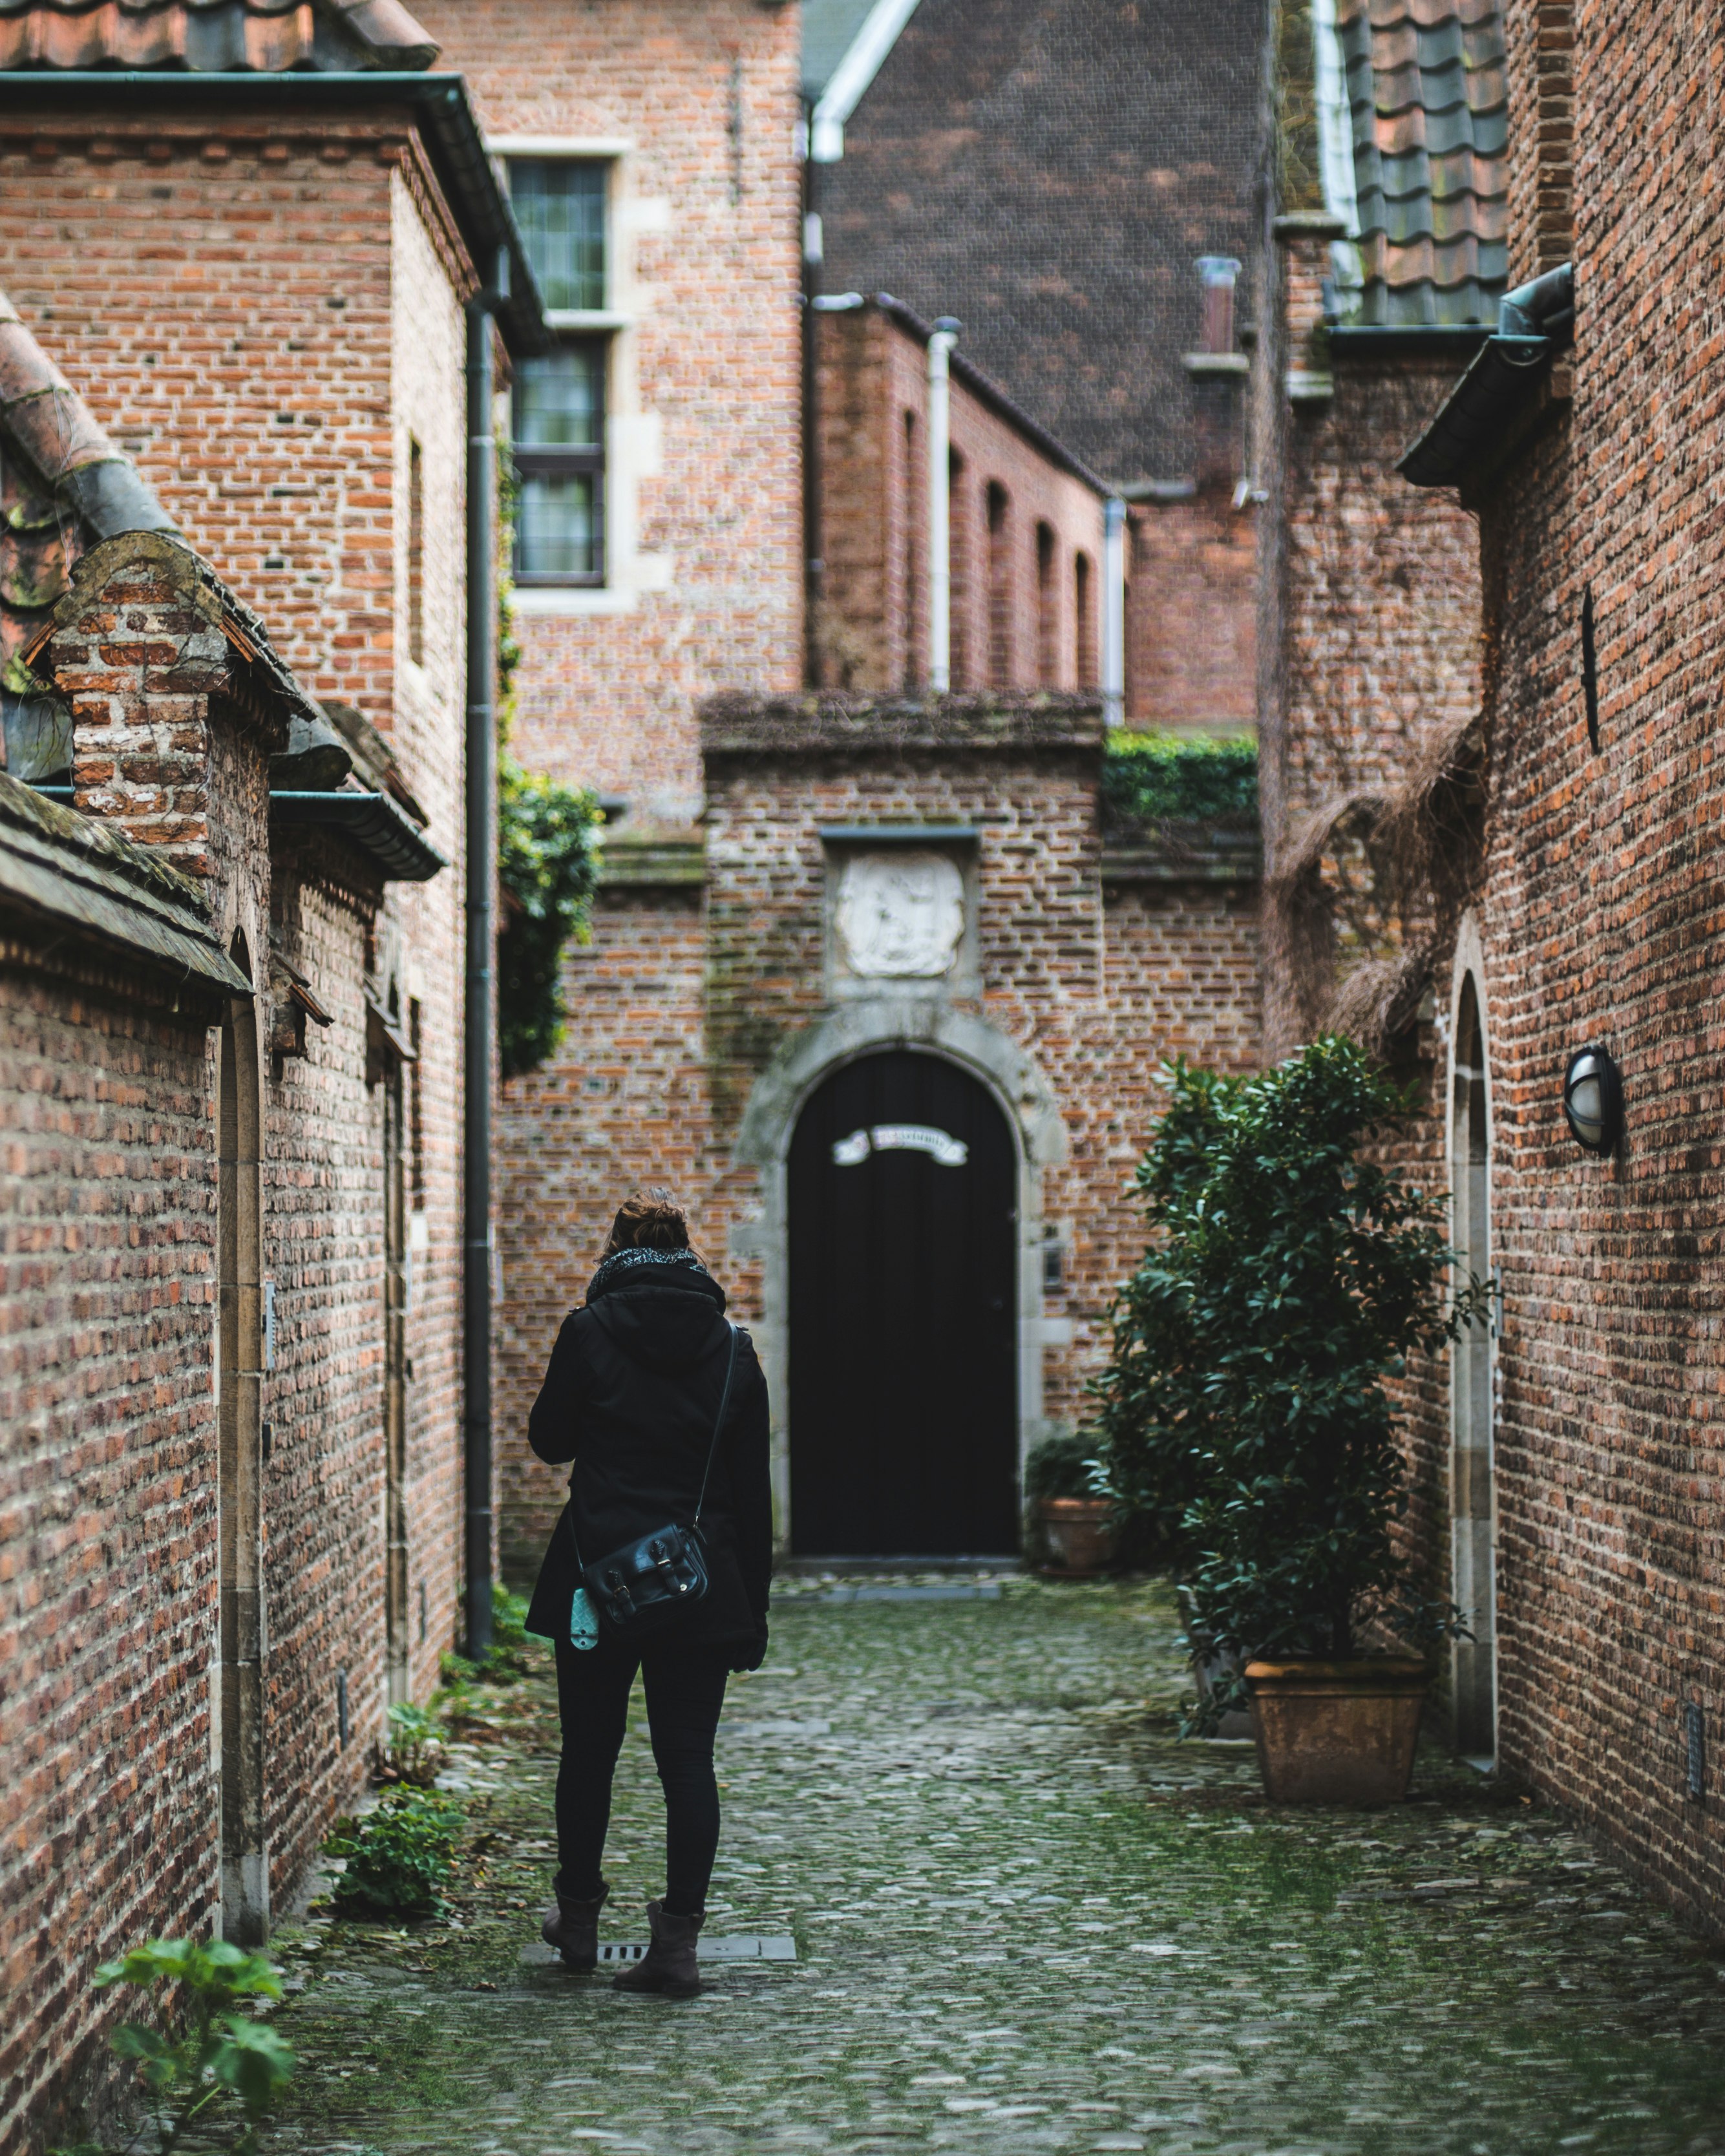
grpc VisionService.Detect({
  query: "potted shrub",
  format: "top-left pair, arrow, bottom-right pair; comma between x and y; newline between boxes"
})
1092,1037 -> 1483,1801
1025,1432 -> 1114,1576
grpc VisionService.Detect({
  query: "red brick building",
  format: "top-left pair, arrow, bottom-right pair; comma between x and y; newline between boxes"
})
1392,0 -> 1725,1933
0,2 -> 547,2135
419,0 -> 806,826
806,0 -> 1261,728
423,0 -> 1273,1577
809,295 -> 1108,694
496,692 -> 1262,1574
1266,0 -> 1725,1935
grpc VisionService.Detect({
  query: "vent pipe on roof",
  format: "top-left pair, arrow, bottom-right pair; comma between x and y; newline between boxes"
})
926,317 -> 959,693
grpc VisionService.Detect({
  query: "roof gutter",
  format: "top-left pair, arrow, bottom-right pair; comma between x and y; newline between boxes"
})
1399,263 -> 1572,489
0,70 -> 549,355
809,0 -> 922,162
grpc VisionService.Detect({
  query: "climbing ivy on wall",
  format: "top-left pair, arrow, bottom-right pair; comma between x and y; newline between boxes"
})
497,756 -> 600,1081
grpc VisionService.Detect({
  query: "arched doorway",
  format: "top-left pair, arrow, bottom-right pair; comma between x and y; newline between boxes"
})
788,1049 -> 1018,1556
217,941 -> 268,1942
1450,971 -> 1496,1758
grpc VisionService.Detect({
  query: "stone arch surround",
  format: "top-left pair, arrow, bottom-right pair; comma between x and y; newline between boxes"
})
730,996 -> 1070,1550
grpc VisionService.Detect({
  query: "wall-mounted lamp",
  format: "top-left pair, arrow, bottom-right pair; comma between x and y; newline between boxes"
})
1562,1045 -> 1622,1156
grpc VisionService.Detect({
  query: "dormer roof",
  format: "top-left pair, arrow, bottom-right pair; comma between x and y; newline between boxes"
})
0,0 -> 438,72
1331,0 -> 1508,328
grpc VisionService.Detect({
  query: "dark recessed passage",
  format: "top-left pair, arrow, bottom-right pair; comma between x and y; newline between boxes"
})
1582,587 -> 1600,753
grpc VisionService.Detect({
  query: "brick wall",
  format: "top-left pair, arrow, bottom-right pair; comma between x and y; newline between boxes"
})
1440,0 -> 1725,1936
0,105 -> 445,737
419,0 -> 805,823
0,957 -> 224,2149
1268,230 -> 1487,842
0,123 -> 477,2137
492,695 -> 1262,1571
0,134 -> 473,1744
1127,492 -> 1257,730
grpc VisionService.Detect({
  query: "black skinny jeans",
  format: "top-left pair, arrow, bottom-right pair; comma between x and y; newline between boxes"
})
554,1636 -> 732,1918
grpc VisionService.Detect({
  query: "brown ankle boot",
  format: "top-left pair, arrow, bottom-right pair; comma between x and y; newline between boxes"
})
540,1880 -> 608,1972
613,1899 -> 703,1998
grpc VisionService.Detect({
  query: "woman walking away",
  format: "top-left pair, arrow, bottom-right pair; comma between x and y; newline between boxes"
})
524,1196 -> 771,1998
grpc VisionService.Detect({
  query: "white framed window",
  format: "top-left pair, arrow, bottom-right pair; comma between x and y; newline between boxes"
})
506,156 -> 619,586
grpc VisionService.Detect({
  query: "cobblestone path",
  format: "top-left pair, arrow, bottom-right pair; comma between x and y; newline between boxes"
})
266,1578 -> 1725,2156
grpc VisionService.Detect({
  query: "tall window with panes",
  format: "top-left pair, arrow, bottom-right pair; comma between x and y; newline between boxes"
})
510,160 -> 609,586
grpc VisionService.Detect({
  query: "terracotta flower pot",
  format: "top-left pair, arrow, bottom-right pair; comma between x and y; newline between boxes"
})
1037,1496 -> 1116,1578
1243,1656 -> 1432,1804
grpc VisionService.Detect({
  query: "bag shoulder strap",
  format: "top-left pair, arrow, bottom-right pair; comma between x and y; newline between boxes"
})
692,1320 -> 741,1527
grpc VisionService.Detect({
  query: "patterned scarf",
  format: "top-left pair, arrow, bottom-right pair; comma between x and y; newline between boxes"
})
585,1244 -> 714,1303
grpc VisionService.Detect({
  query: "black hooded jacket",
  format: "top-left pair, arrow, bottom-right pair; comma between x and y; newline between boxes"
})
524,1252 -> 772,1659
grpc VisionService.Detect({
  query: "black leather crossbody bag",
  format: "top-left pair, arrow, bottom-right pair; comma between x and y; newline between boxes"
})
570,1321 -> 740,1640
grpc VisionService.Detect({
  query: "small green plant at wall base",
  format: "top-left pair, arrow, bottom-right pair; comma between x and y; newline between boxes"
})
1024,1432 -> 1103,1502
323,1787 -> 465,1919
63,1938 -> 293,2155
373,1700 -> 445,1788
1094,1038 -> 1484,1709
1101,732 -> 1258,826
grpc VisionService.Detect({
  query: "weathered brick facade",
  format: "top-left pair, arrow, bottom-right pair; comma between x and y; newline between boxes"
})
0,59 -> 488,2140
810,299 -> 1106,695
1266,0 -> 1725,1938
1431,0 -> 1725,1934
494,694 -> 1261,1576
419,0 -> 806,823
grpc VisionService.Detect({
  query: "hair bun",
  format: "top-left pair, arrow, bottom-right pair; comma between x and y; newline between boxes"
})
606,1192 -> 691,1254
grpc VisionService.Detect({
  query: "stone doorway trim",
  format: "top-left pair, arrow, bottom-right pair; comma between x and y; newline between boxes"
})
730,997 -> 1068,1550
1447,910 -> 1497,1762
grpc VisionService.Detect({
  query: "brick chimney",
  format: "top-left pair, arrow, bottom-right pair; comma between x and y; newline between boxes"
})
34,529 -> 285,880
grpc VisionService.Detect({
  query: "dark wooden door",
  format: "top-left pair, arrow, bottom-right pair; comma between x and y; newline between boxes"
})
788,1050 -> 1019,1556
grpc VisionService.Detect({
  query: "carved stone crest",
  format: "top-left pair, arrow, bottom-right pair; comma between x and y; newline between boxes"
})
834,851 -> 966,979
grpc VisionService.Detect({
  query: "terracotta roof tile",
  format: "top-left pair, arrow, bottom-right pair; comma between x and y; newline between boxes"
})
1337,0 -> 1507,326
0,0 -> 438,72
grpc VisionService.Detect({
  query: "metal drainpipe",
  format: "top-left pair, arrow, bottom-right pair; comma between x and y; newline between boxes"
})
802,151 -> 824,684
1101,494 -> 1127,728
927,318 -> 959,692
463,246 -> 505,1666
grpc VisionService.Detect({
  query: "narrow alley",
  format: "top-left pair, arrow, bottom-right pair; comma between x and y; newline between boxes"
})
263,1580 -> 1725,2156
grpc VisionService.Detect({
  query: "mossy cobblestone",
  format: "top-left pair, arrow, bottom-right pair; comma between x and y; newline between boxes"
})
261,1579 -> 1725,2155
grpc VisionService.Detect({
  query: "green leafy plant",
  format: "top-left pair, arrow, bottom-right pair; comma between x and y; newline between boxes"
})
323,1787 -> 465,1918
1024,1432 -> 1103,1502
79,1938 -> 293,2155
1101,732 -> 1259,827
497,756 -> 601,1081
1092,1037 -> 1483,1692
373,1700 -> 446,1789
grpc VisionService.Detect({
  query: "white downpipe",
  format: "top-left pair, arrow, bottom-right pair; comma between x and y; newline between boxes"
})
1101,495 -> 1126,728
927,325 -> 956,693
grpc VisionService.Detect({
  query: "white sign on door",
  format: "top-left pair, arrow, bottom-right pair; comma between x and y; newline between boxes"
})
831,1124 -> 969,1168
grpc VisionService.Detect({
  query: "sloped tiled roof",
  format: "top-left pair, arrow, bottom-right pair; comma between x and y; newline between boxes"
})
1336,0 -> 1508,326
0,0 -> 438,72
0,764 -> 252,993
